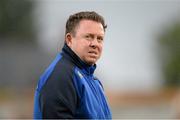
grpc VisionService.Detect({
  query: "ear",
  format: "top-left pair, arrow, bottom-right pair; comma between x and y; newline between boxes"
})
65,33 -> 72,47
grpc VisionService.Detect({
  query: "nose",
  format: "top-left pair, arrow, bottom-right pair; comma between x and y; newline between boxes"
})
89,38 -> 99,48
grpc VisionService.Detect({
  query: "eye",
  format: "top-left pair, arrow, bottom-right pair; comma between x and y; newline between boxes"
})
97,36 -> 104,42
84,34 -> 93,40
85,35 -> 90,39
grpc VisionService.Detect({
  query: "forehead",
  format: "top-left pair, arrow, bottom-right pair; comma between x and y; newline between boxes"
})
76,20 -> 105,36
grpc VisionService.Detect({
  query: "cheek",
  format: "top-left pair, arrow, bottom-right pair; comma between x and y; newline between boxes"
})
81,41 -> 89,51
78,43 -> 88,54
99,44 -> 103,53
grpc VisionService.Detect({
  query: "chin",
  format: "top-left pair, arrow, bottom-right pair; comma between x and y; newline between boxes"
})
86,59 -> 97,65
84,56 -> 99,65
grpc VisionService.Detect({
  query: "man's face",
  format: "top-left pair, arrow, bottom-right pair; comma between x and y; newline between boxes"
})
66,20 -> 105,65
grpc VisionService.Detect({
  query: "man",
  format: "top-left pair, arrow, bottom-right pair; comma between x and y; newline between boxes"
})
34,11 -> 112,119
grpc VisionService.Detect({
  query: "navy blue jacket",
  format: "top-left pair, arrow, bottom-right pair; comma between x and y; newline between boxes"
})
34,44 -> 112,119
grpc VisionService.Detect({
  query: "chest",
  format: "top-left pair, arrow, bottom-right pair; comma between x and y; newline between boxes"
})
73,71 -> 111,118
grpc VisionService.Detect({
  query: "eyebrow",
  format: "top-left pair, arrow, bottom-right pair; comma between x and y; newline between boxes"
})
86,33 -> 104,37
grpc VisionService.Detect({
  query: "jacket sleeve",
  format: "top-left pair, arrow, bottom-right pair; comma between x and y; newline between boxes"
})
39,61 -> 78,119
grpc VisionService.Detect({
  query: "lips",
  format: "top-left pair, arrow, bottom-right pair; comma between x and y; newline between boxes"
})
88,51 -> 98,55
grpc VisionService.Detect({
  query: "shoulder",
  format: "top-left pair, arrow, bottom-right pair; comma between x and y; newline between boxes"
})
41,56 -> 75,93
39,56 -> 78,105
94,77 -> 104,90
38,56 -> 79,118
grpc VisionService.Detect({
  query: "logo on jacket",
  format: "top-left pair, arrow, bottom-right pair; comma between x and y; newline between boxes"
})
77,70 -> 83,79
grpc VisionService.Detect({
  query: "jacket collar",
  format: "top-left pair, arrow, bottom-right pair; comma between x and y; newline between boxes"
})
62,43 -> 96,75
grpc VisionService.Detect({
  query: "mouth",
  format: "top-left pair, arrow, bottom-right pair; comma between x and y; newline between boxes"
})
88,51 -> 98,55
